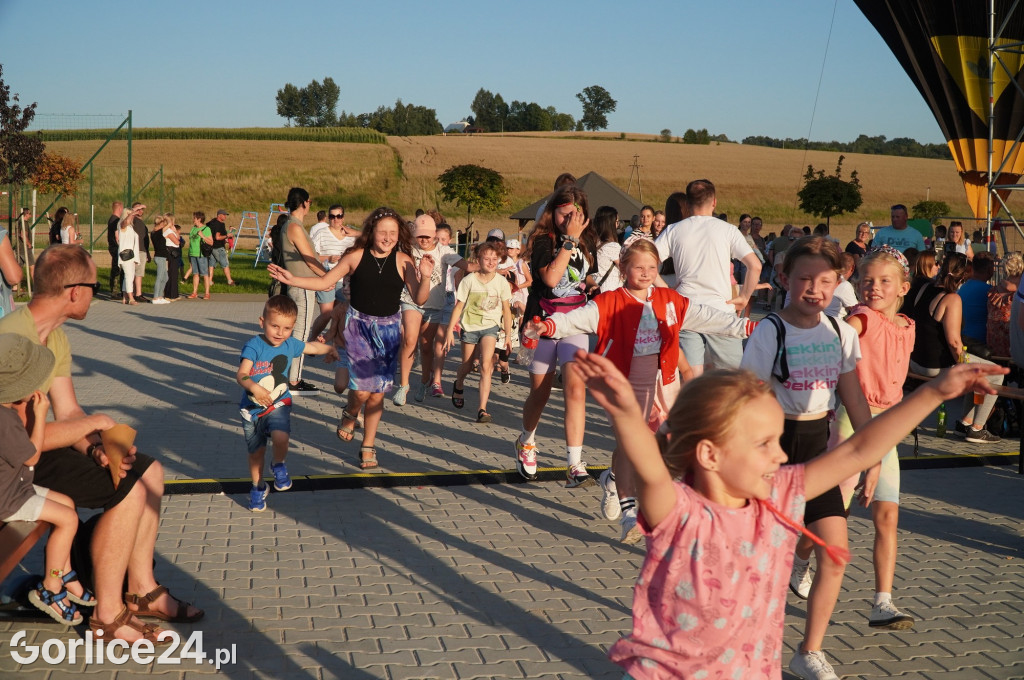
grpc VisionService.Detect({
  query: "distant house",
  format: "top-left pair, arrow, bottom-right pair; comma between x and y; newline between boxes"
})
444,121 -> 471,134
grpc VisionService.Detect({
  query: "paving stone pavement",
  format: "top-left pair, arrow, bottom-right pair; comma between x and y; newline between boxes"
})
0,296 -> 1021,679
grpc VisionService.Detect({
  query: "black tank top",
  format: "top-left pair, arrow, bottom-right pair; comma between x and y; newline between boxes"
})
349,247 -> 405,316
909,283 -> 956,368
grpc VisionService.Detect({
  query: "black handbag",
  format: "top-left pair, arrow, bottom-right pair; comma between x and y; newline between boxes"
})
118,249 -> 133,261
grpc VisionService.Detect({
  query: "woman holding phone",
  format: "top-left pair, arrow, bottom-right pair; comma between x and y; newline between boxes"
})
514,185 -> 599,486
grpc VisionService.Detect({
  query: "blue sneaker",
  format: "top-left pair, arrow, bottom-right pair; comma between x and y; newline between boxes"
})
271,462 -> 292,491
249,484 -> 268,512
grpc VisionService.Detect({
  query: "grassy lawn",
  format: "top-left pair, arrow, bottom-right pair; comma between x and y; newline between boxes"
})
98,249 -> 273,297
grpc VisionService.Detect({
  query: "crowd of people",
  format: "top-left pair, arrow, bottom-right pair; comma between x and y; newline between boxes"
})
0,181 -> 1016,679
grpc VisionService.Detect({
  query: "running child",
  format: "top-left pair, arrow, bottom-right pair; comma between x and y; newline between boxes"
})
739,235 -> 872,680
443,241 -> 513,424
571,351 -> 1002,679
528,240 -> 754,542
0,334 -> 95,625
237,295 -> 337,511
833,245 -> 917,630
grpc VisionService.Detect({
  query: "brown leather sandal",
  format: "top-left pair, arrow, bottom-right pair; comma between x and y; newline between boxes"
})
124,585 -> 204,623
89,605 -> 173,646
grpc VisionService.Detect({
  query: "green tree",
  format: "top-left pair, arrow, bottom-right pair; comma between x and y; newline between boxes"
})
660,128 -> 672,143
0,65 -> 45,231
471,88 -> 507,132
276,78 -> 340,126
797,155 -> 863,228
911,199 -> 950,223
436,164 -> 508,228
683,128 -> 711,144
275,83 -> 302,126
576,85 -> 616,131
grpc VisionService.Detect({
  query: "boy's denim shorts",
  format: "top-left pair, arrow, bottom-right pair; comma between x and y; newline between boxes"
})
241,404 -> 291,454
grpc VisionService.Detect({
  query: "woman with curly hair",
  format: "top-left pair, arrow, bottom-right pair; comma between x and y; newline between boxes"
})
269,206 -> 435,470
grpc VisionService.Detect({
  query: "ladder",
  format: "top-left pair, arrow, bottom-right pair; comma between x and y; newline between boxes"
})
231,211 -> 261,256
253,204 -> 290,267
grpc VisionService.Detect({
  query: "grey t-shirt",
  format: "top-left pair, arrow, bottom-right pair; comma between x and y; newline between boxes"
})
0,407 -> 36,521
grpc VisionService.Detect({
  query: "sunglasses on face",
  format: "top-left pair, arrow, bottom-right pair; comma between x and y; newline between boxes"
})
64,282 -> 101,293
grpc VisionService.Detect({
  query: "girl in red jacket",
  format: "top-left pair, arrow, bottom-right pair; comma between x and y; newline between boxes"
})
529,240 -> 755,542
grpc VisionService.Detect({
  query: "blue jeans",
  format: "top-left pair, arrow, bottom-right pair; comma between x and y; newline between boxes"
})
153,257 -> 168,299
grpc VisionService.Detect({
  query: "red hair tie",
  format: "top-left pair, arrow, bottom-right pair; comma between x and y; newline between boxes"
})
763,500 -> 850,565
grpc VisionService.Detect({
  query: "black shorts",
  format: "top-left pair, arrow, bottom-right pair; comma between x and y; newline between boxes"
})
781,417 -> 845,525
34,447 -> 156,511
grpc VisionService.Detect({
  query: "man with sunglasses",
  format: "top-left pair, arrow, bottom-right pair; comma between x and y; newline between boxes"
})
0,244 -> 202,641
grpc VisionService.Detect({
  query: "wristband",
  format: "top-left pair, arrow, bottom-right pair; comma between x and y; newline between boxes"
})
240,375 -> 252,381
86,443 -> 101,460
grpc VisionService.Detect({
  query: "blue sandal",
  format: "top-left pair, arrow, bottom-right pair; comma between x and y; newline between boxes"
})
28,583 -> 83,626
62,570 -> 96,607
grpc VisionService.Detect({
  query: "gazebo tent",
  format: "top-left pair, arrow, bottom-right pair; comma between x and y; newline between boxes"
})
508,171 -> 645,231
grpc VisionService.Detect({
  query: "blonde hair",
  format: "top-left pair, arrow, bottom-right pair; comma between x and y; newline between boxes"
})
1004,251 -> 1024,278
619,239 -> 660,269
858,248 -> 909,283
154,214 -> 171,229
658,369 -> 773,478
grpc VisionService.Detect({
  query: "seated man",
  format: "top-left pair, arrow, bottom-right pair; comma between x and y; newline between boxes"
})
959,253 -> 994,346
0,245 -> 202,643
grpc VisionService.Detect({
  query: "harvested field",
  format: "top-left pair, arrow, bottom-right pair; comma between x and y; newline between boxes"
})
45,133 -> 986,244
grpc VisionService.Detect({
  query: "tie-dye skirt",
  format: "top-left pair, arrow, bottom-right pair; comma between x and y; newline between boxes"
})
343,307 -> 401,393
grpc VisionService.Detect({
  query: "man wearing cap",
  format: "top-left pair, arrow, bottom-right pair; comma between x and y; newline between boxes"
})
207,209 -> 236,286
0,244 -> 202,641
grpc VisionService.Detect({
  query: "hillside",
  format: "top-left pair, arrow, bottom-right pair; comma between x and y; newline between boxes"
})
45,133 -> 977,244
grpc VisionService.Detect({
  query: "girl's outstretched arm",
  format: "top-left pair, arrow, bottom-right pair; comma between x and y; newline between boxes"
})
569,350 -> 677,528
805,363 -> 1007,500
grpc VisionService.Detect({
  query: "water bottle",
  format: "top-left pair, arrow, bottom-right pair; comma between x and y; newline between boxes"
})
936,402 -> 947,438
517,316 -> 541,366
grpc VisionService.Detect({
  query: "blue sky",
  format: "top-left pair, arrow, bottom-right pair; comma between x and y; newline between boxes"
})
0,0 -> 945,144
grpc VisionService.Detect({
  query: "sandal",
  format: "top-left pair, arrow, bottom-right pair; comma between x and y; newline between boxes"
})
187,293 -> 198,299
336,409 -> 359,441
476,408 -> 492,424
28,583 -> 82,626
62,570 -> 96,607
452,384 -> 465,409
359,446 -> 378,470
90,605 -> 172,646
124,584 -> 204,623
202,294 -> 211,300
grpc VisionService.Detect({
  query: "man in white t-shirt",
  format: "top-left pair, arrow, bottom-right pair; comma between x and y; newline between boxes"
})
654,179 -> 761,374
872,204 -> 925,253
307,210 -> 330,245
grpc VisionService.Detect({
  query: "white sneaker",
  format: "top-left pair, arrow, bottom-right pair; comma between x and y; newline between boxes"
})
619,508 -> 642,544
789,649 -> 839,680
789,559 -> 812,599
152,298 -> 170,305
598,469 -> 620,520
869,600 -> 915,630
392,384 -> 409,406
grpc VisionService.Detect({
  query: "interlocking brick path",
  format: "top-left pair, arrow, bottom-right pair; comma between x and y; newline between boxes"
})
0,296 -> 1021,678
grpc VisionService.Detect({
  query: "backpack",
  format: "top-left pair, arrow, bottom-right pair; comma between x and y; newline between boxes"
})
199,228 -> 213,257
762,312 -> 842,383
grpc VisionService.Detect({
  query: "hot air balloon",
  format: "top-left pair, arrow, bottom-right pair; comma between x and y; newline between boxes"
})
854,0 -> 1024,224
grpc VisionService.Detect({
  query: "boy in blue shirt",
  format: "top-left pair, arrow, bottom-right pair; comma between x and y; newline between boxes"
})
237,295 -> 337,511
